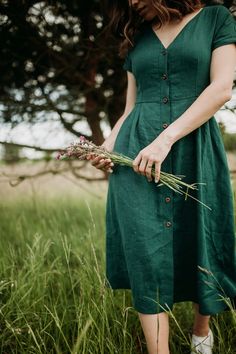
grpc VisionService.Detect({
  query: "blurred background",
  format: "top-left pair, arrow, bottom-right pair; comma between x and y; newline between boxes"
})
0,1 -> 236,353
0,0 -> 236,199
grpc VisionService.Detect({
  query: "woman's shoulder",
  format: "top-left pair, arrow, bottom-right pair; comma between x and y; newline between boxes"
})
208,5 -> 236,50
203,4 -> 235,32
205,4 -> 234,18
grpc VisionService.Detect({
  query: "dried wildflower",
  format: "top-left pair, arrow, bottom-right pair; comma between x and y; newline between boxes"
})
56,136 -> 211,210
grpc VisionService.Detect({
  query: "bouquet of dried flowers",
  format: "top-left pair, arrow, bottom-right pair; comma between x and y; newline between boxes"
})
56,136 -> 211,210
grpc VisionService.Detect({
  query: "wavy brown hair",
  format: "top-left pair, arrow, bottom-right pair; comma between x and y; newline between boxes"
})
103,0 -> 205,58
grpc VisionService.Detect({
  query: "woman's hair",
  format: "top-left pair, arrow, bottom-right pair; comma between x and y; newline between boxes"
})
103,0 -> 205,58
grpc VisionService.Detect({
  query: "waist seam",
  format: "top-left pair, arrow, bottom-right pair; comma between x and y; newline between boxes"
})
135,95 -> 198,103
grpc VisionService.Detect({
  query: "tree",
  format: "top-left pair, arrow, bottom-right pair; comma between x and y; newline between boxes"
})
0,0 -> 128,148
0,0 -> 235,182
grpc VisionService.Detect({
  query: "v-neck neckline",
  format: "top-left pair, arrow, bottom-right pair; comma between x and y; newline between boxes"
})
150,7 -> 205,50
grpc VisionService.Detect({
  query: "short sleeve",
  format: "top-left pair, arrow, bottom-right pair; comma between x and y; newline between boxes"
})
212,6 -> 236,51
122,51 -> 132,72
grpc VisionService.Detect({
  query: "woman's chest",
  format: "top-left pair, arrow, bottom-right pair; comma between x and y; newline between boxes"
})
130,23 -> 213,80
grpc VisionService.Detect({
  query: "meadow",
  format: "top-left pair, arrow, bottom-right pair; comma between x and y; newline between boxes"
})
0,161 -> 236,354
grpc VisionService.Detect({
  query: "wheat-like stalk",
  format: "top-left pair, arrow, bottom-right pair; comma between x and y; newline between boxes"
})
56,136 -> 211,210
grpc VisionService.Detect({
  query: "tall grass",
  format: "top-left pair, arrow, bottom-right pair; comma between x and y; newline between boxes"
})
0,193 -> 236,353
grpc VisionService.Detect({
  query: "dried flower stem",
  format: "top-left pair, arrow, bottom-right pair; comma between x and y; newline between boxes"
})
56,136 -> 211,210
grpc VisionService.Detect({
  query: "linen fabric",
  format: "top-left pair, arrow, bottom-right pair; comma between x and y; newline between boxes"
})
105,5 -> 236,314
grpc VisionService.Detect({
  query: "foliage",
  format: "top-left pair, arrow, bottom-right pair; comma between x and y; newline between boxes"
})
0,0 -> 235,146
0,0 -> 127,144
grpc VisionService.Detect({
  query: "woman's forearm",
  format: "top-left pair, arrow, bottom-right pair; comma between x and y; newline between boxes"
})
159,83 -> 232,146
106,110 -> 132,143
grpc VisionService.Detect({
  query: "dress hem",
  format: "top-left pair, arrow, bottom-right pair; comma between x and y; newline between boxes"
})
105,282 -> 236,315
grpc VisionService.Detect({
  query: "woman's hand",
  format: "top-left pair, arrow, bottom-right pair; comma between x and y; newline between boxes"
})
132,135 -> 173,183
86,139 -> 115,173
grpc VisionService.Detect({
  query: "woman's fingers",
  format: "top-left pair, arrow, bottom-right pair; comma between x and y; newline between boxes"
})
132,154 -> 142,173
138,158 -> 147,176
154,162 -> 161,183
96,159 -> 113,169
133,154 -> 155,181
133,153 -> 161,183
86,153 -> 96,160
87,154 -> 113,172
145,160 -> 153,182
133,153 -> 148,176
90,155 -> 102,165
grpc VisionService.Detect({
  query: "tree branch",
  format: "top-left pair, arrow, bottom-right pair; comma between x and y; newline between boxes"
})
0,139 -> 90,152
0,166 -> 106,187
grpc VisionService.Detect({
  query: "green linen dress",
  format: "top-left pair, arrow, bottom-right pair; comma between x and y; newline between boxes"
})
105,4 -> 236,315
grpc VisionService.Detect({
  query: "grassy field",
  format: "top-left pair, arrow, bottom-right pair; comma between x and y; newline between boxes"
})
0,163 -> 236,353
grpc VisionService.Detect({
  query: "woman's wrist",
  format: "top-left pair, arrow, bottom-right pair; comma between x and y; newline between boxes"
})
154,130 -> 176,148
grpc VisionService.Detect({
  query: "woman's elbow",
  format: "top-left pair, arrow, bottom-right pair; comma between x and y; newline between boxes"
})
222,89 -> 233,103
211,82 -> 233,103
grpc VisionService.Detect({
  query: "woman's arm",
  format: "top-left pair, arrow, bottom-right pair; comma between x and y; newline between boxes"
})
161,43 -> 236,146
133,43 -> 236,183
87,71 -> 137,172
103,71 -> 137,149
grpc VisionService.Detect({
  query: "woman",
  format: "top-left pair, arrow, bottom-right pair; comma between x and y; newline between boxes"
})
87,1 -> 236,353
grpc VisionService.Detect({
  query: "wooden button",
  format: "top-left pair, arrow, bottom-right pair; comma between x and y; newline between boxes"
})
165,221 -> 172,227
165,197 -> 171,202
162,97 -> 169,103
162,123 -> 168,129
162,74 -> 168,80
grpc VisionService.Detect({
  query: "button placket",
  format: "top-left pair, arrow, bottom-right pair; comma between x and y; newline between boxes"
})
160,51 -> 170,131
159,49 -> 173,232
